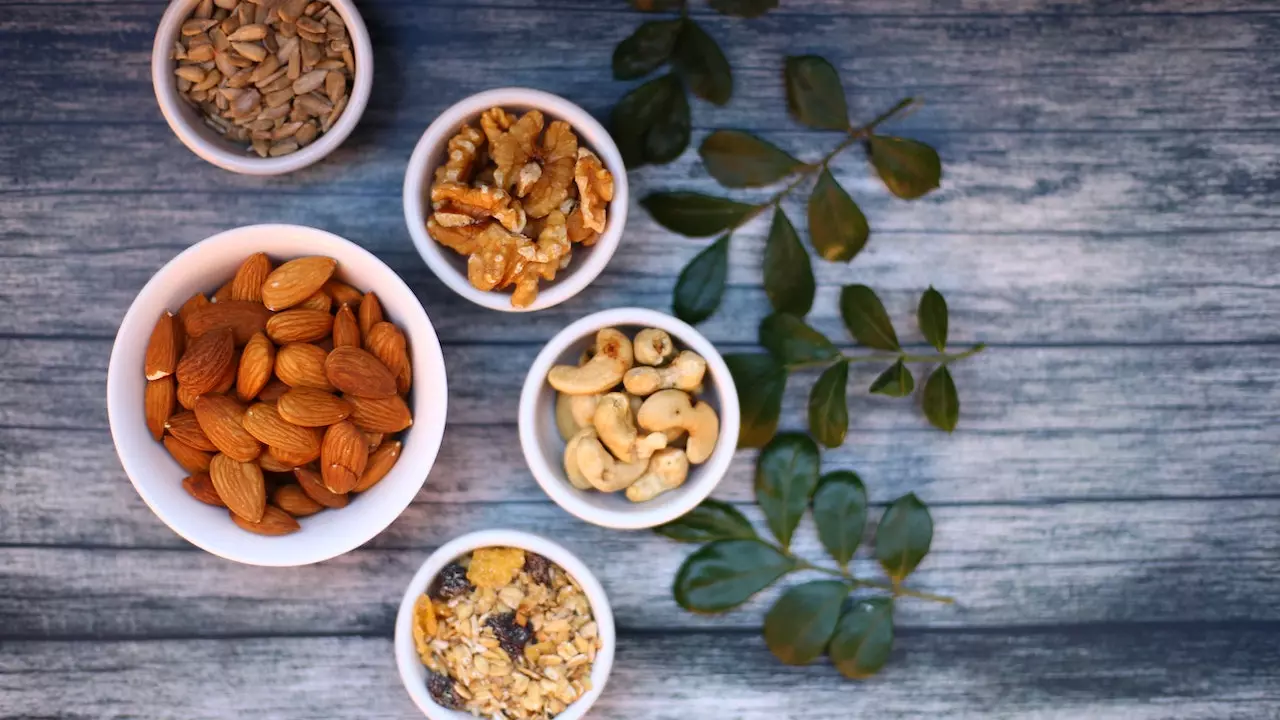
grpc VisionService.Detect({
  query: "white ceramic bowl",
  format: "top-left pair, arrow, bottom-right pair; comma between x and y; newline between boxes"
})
151,0 -> 373,175
403,88 -> 628,312
395,529 -> 616,720
518,308 -> 740,529
106,224 -> 448,566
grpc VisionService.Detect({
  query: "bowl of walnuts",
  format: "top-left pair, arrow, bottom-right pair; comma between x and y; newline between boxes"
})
106,224 -> 448,566
403,88 -> 628,312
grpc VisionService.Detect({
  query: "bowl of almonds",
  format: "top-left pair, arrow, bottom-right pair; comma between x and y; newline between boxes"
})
151,0 -> 372,174
107,224 -> 448,566
404,88 -> 628,312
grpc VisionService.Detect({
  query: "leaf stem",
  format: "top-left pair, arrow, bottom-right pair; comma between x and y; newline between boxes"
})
785,342 -> 986,372
852,579 -> 956,605
854,97 -> 919,137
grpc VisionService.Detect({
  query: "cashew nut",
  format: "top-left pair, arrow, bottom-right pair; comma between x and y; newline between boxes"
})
593,392 -> 667,463
634,328 -> 675,366
555,393 -> 579,441
563,428 -> 596,490
625,448 -> 690,502
576,433 -> 650,492
636,389 -> 720,464
623,350 -> 707,396
548,328 -> 634,395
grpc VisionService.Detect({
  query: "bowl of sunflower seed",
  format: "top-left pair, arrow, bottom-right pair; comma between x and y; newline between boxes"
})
403,88 -> 628,312
395,529 -> 615,720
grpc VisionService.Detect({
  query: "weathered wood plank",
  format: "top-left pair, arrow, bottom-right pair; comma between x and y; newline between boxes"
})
3,497 -> 1277,637
2,628 -> 1277,720
2,5 -> 1279,133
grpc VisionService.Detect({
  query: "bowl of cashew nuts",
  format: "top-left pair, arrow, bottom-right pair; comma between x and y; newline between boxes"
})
518,308 -> 740,529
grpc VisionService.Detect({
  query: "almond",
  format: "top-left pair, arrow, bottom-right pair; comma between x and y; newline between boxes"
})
145,376 -> 176,441
272,484 -> 324,517
178,291 -> 211,325
176,382 -> 202,410
396,360 -> 412,395
320,420 -> 366,493
325,346 -> 397,398
332,303 -> 360,348
231,505 -> 300,535
353,440 -> 401,492
210,452 -> 266,522
194,394 -> 262,462
364,321 -> 408,374
165,409 -> 218,452
164,434 -> 212,473
242,402 -> 322,457
230,252 -> 272,302
176,327 -> 235,396
268,442 -> 321,467
266,308 -> 333,343
213,358 -> 236,393
185,300 -> 272,345
261,256 -> 336,310
277,387 -> 351,426
345,394 -> 413,433
357,290 -> 383,340
259,449 -> 298,473
212,281 -> 234,303
276,342 -> 333,390
258,379 -> 291,402
294,466 -> 349,508
236,332 -> 275,402
144,312 -> 183,380
298,290 -> 332,312
323,279 -> 362,307
362,431 -> 384,452
182,472 -> 226,507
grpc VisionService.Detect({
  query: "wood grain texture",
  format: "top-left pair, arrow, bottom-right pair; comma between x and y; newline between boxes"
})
3,0 -> 1279,717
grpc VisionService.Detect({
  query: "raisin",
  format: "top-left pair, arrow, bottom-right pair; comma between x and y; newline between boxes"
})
426,670 -> 463,710
486,612 -> 533,660
523,552 -> 551,585
428,562 -> 473,600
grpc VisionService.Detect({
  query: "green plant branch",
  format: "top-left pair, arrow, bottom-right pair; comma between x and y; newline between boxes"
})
793,553 -> 954,604
726,97 -> 922,232
785,342 -> 986,372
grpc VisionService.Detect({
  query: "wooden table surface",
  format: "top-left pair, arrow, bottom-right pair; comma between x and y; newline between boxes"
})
3,0 -> 1280,718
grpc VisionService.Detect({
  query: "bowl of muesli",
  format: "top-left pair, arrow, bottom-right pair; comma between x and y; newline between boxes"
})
395,529 -> 615,720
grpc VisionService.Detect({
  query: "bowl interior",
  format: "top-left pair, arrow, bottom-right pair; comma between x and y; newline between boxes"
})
108,224 -> 447,566
406,89 -> 627,311
395,530 -> 615,720
523,313 -> 738,527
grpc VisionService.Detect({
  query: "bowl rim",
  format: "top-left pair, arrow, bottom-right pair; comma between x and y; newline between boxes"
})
517,307 -> 740,529
402,87 -> 628,313
394,529 -> 616,720
150,0 -> 374,175
106,223 -> 447,566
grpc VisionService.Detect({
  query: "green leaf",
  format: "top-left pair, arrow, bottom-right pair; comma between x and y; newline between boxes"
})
830,597 -> 894,679
875,493 -> 933,583
807,168 -> 869,263
673,539 -> 797,613
709,0 -> 778,17
917,286 -> 948,352
672,235 -> 729,324
699,130 -> 803,188
611,73 -> 691,167
754,432 -> 821,549
758,313 -> 839,366
642,191 -> 757,237
812,471 -> 867,566
784,56 -> 849,131
612,20 -> 683,81
672,20 -> 732,106
763,580 -> 849,665
629,0 -> 685,10
922,365 -> 959,432
725,353 -> 788,448
866,136 -> 942,200
655,499 -> 758,543
761,209 -> 815,316
839,284 -> 900,350
869,360 -> 914,397
808,360 -> 848,448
